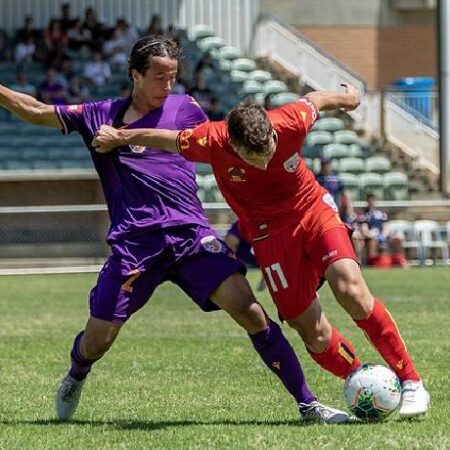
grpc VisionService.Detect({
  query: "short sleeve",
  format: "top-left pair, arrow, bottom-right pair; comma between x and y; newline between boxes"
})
274,97 -> 319,135
55,103 -> 89,135
177,121 -> 218,164
175,95 -> 208,129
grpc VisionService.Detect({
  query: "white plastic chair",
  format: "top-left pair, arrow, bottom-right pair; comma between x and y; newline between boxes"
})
413,220 -> 449,265
386,220 -> 421,263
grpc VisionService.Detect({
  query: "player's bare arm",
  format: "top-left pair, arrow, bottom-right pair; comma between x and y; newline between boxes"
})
306,83 -> 360,112
0,84 -> 60,128
92,125 -> 179,153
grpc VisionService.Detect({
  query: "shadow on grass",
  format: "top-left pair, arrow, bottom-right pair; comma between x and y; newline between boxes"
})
0,417 -> 371,430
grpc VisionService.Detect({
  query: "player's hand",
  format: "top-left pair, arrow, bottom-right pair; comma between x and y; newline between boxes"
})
92,125 -> 122,153
340,83 -> 361,111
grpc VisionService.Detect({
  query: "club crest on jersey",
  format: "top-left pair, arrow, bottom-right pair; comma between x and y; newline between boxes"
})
201,236 -> 222,253
283,153 -> 300,172
129,145 -> 146,153
178,129 -> 193,152
67,104 -> 83,113
228,167 -> 246,182
322,192 -> 339,212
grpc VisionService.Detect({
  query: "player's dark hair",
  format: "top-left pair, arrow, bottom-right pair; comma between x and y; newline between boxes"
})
128,35 -> 182,81
226,100 -> 274,154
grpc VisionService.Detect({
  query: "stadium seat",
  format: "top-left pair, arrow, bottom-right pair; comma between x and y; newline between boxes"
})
232,58 -> 257,72
387,220 -> 421,262
203,174 -> 225,202
4,160 -> 33,170
218,58 -> 232,73
413,220 -> 449,265
301,145 -> 322,159
338,157 -> 365,175
312,117 -> 345,132
197,36 -> 225,52
359,172 -> 385,200
190,24 -> 215,41
322,143 -> 350,160
334,130 -> 359,145
217,46 -> 243,61
21,148 -> 49,160
195,174 -> 207,202
306,131 -> 333,147
0,147 -> 17,160
365,156 -> 392,174
247,70 -> 272,83
384,172 -> 409,200
339,172 -> 360,202
263,80 -> 288,95
32,160 -> 60,170
348,143 -> 363,158
240,80 -> 264,97
230,70 -> 248,84
271,92 -> 300,107
195,162 -> 213,176
304,158 -> 314,171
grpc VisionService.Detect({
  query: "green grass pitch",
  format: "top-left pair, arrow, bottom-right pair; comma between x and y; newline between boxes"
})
0,268 -> 449,449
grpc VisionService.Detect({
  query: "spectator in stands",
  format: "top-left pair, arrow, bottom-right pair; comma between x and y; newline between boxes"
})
188,70 -> 214,113
339,194 -> 364,263
67,19 -> 92,52
103,28 -> 128,68
207,97 -> 225,120
83,50 -> 111,88
82,7 -> 105,49
118,82 -> 131,99
315,157 -> 348,208
146,14 -> 164,36
358,193 -> 408,268
115,18 -> 139,52
195,51 -> 216,76
16,16 -> 41,43
10,71 -> 36,96
0,33 -> 12,62
38,67 -> 69,105
44,19 -> 68,53
67,76 -> 90,103
263,94 -> 273,110
14,35 -> 36,65
56,57 -> 76,88
59,3 -> 77,33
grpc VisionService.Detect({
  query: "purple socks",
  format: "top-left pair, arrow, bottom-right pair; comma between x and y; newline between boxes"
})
249,320 -> 316,407
69,331 -> 99,381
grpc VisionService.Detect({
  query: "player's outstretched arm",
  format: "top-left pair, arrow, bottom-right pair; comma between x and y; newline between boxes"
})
306,83 -> 360,112
92,125 -> 179,153
0,84 -> 60,128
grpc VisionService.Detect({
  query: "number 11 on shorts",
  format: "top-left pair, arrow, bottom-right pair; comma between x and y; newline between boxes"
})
264,262 -> 288,292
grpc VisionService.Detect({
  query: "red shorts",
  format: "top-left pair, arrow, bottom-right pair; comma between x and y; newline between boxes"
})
252,208 -> 358,320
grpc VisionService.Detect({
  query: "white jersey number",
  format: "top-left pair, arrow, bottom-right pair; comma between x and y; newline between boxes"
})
264,262 -> 288,292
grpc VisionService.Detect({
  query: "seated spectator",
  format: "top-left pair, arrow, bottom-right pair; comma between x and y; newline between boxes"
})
44,19 -> 68,52
115,18 -> 139,52
358,193 -> 409,268
0,33 -> 12,61
68,76 -> 90,103
103,28 -> 128,68
14,36 -> 36,64
56,57 -> 75,88
83,50 -> 111,87
263,93 -> 273,110
58,2 -> 77,33
16,15 -> 41,43
82,7 -> 105,49
146,14 -> 164,36
207,97 -> 225,120
315,157 -> 348,207
188,70 -> 214,113
10,71 -> 36,96
39,67 -> 69,105
339,195 -> 364,263
195,51 -> 216,75
67,19 -> 92,51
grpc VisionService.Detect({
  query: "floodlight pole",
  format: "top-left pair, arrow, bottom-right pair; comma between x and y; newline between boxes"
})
438,0 -> 450,195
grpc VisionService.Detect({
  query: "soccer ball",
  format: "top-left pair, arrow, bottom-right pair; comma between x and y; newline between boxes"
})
344,364 -> 402,420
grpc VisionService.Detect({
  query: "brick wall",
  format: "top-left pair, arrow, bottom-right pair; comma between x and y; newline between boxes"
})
297,25 -> 436,90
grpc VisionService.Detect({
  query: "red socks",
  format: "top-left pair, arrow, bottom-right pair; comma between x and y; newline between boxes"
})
308,327 -> 361,379
354,298 -> 420,382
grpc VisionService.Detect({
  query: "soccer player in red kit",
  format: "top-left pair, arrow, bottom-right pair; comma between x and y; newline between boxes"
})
93,84 -> 430,418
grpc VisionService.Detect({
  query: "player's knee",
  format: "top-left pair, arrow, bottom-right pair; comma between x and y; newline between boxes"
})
287,319 -> 331,353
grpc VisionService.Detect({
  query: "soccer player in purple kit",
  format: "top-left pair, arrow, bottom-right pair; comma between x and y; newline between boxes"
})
0,36 -> 352,424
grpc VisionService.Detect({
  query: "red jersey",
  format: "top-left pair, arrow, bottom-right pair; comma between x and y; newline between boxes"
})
177,98 -> 331,241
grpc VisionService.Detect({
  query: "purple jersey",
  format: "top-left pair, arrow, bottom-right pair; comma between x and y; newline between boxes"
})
55,95 -> 209,244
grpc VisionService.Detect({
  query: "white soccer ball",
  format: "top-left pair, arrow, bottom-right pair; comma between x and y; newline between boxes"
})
344,364 -> 402,420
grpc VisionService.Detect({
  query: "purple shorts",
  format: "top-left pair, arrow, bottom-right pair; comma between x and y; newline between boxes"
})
89,225 -> 246,323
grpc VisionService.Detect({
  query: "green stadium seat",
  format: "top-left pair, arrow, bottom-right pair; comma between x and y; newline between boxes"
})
263,80 -> 288,95
312,117 -> 345,132
0,147 -> 17,160
365,156 -> 392,174
302,145 -> 322,159
322,143 -> 350,160
271,92 -> 300,107
247,70 -> 272,83
195,162 -> 213,176
203,174 -> 225,202
359,172 -> 385,200
217,46 -> 243,61
231,58 -> 257,72
339,172 -> 360,202
384,172 -> 409,200
240,80 -> 264,97
32,160 -> 60,170
348,143 -> 363,158
306,131 -> 333,147
5,160 -> 32,170
197,36 -> 225,52
33,137 -> 60,148
21,148 -> 49,160
218,58 -> 232,73
190,24 -> 215,41
334,130 -> 359,145
338,157 -> 365,175
304,158 -> 314,171
230,69 -> 248,84
195,174 -> 207,202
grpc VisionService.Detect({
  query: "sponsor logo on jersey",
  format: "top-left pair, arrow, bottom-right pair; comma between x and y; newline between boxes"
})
129,145 -> 146,153
228,167 -> 246,182
196,136 -> 208,147
201,236 -> 222,253
322,192 -> 339,212
67,104 -> 83,113
322,249 -> 338,262
283,152 -> 300,172
272,361 -> 281,370
178,129 -> 193,152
